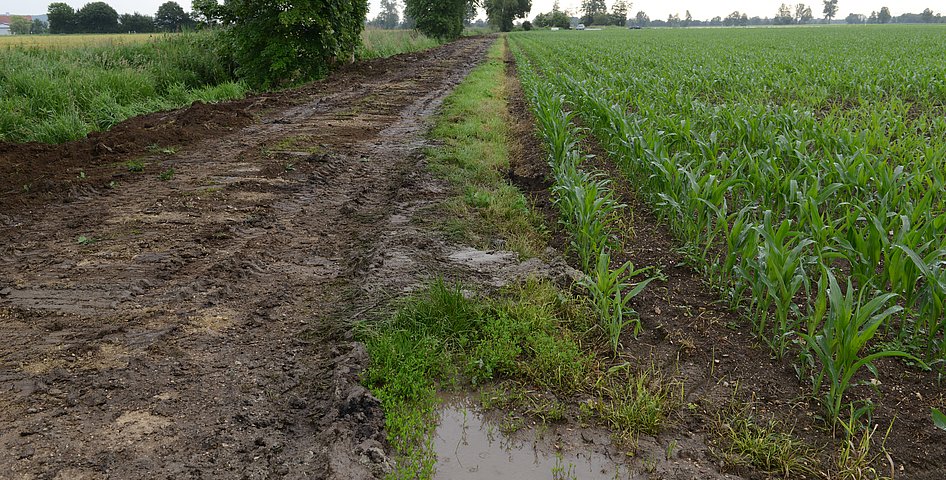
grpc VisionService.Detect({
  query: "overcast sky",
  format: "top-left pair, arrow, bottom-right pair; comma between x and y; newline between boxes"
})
3,0 -> 940,20
445,1 -> 936,21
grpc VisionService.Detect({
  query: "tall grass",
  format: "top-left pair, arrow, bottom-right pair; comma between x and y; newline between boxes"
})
358,28 -> 440,59
1,28 -> 447,144
0,30 -> 242,143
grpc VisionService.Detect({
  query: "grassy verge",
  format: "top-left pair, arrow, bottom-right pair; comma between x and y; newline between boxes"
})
358,28 -> 440,59
359,280 -> 593,477
0,28 -> 444,144
426,38 -> 546,258
0,30 -> 242,143
358,37 -> 684,479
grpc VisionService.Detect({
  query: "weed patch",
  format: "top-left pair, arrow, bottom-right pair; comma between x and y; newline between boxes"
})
709,398 -> 817,477
359,279 -> 594,476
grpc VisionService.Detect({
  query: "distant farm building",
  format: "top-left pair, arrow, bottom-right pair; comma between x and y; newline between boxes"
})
0,14 -> 32,35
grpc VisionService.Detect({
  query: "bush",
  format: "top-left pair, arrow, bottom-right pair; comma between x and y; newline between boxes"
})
225,0 -> 369,88
405,0 -> 470,40
522,20 -> 532,30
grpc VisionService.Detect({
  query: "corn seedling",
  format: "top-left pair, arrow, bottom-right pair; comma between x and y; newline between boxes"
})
581,250 -> 656,353
799,269 -> 921,427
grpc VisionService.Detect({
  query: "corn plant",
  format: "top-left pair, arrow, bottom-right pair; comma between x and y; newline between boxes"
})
553,172 -> 623,272
755,212 -> 815,357
798,269 -> 921,426
509,27 -> 946,373
581,250 -> 656,354
896,244 -> 946,356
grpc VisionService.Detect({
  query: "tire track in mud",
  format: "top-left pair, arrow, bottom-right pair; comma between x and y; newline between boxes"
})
0,36 -> 493,479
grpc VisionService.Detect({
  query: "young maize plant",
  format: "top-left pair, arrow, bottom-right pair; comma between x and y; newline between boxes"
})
581,250 -> 656,353
509,26 -> 946,423
799,269 -> 920,426
514,49 -> 655,352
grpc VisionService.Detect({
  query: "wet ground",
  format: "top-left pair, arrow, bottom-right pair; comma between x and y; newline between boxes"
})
0,37 -> 495,479
433,399 -> 621,480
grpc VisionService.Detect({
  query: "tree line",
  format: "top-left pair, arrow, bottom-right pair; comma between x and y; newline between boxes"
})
46,1 -> 196,34
531,1 -> 944,28
367,0 -> 530,37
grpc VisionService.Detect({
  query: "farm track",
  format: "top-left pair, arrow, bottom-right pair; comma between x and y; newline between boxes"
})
0,36 -> 493,479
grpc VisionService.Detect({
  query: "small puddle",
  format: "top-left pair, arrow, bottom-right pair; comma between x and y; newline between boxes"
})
433,400 -> 626,479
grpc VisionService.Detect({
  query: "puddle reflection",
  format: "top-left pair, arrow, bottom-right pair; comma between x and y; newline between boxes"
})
433,402 -> 625,479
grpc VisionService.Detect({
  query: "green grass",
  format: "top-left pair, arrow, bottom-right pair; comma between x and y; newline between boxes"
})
358,28 -> 440,59
358,279 -> 592,478
427,39 -> 547,258
0,30 -> 242,144
1,28 -> 448,144
710,400 -> 817,477
588,364 -> 682,439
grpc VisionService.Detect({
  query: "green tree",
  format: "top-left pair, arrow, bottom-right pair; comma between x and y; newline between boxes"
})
845,12 -> 865,24
822,0 -> 838,21
921,8 -> 934,23
47,2 -> 77,34
31,18 -> 49,34
774,3 -> 794,24
581,0 -> 606,24
76,2 -> 120,33
795,3 -> 813,23
225,0 -> 369,88
683,9 -> 692,27
371,0 -> 400,29
155,1 -> 193,31
120,13 -> 156,32
634,10 -> 649,26
9,16 -> 32,34
191,0 -> 224,26
484,0 -> 531,32
405,0 -> 470,40
534,2 -> 571,29
612,1 -> 630,26
878,6 -> 892,23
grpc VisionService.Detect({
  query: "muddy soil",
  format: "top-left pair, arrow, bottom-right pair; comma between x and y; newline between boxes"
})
0,36 -> 495,479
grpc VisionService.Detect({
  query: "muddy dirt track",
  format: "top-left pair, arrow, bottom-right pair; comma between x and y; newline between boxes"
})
0,36 -> 493,479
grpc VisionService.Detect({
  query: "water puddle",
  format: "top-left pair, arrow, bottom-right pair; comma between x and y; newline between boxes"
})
433,400 -> 626,479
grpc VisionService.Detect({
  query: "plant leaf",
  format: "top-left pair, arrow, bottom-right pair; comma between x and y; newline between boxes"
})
933,408 -> 946,431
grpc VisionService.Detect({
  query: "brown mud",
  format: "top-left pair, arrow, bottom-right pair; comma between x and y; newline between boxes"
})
0,36 -> 497,479
504,44 -> 946,479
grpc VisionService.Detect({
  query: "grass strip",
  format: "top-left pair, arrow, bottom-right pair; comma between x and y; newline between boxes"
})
358,279 -> 592,478
426,37 -> 546,259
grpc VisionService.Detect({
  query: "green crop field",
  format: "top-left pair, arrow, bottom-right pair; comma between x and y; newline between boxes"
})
510,25 -> 946,426
0,32 -> 160,49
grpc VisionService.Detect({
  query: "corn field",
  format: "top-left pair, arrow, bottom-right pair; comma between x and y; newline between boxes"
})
511,25 -> 946,425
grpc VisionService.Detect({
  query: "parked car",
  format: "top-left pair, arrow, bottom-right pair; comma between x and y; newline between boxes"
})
576,23 -> 586,30
629,25 -> 642,29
